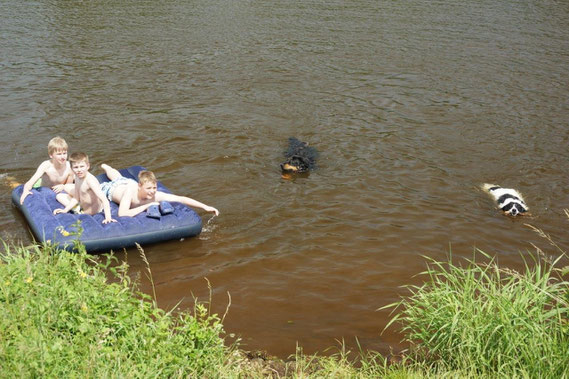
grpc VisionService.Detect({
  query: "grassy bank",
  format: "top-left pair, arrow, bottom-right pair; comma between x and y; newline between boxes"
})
382,249 -> 569,377
1,226 -> 568,377
0,242 -> 230,377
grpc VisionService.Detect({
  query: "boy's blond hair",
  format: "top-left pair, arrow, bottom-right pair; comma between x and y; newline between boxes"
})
48,137 -> 68,155
69,152 -> 89,166
138,171 -> 157,185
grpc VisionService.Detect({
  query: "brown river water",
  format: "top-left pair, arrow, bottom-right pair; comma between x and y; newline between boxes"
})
1,0 -> 568,358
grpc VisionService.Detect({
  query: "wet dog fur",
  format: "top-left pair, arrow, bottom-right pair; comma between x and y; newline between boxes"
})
280,138 -> 318,175
482,183 -> 529,216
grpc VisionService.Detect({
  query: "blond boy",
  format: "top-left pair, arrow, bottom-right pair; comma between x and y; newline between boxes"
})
53,153 -> 116,224
19,136 -> 74,204
100,164 -> 219,217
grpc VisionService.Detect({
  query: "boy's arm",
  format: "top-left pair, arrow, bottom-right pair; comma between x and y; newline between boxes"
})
20,161 -> 49,204
156,192 -> 220,216
52,164 -> 74,193
87,175 -> 116,224
64,163 -> 74,183
118,186 -> 157,217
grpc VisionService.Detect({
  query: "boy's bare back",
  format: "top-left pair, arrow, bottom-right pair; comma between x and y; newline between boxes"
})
109,181 -> 146,206
100,164 -> 219,218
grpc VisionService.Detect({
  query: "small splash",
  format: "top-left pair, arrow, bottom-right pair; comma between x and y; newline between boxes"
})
199,215 -> 218,240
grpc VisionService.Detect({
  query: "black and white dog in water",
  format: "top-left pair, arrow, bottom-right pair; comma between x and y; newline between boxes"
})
280,137 -> 318,176
482,183 -> 529,216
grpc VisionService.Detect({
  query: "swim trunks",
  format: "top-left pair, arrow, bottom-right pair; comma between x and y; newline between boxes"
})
100,176 -> 137,201
71,204 -> 83,214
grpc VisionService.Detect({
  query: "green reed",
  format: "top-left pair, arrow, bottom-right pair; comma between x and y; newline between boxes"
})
382,247 -> 569,377
2,223 -> 569,378
0,241 -> 231,378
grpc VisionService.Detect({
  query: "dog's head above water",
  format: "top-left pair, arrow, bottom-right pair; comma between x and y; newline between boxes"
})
280,155 -> 311,173
280,138 -> 318,178
503,202 -> 526,216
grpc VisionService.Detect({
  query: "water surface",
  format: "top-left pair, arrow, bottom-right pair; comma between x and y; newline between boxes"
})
1,0 -> 568,357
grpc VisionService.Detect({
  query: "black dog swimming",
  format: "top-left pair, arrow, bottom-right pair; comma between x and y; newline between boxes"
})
280,137 -> 318,175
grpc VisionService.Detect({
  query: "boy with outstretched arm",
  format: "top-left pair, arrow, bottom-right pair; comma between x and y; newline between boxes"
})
100,164 -> 219,218
53,153 -> 116,224
19,136 -> 74,204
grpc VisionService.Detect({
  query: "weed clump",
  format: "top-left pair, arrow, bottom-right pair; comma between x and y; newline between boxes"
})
383,247 -> 569,377
0,242 -> 229,377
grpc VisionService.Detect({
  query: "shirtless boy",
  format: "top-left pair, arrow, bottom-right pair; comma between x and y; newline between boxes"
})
20,136 -> 74,204
53,153 -> 116,224
100,164 -> 219,218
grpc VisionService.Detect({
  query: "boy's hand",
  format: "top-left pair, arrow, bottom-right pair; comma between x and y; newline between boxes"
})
102,217 -> 117,224
206,206 -> 219,216
52,184 -> 65,193
20,190 -> 32,204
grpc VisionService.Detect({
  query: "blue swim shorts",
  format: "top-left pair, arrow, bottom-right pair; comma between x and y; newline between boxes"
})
100,176 -> 137,202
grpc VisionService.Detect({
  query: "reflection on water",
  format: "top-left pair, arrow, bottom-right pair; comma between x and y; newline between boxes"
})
1,0 -> 568,357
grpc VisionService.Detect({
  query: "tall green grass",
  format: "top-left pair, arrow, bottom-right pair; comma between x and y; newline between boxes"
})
0,242 -> 232,377
383,245 -> 569,377
3,217 -> 569,377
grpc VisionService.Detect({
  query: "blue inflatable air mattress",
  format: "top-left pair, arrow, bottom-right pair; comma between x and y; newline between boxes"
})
11,166 -> 202,252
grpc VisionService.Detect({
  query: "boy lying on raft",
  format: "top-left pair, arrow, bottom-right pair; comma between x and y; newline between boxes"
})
53,152 -> 116,224
99,164 -> 219,218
